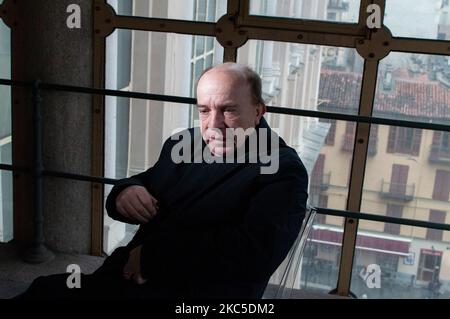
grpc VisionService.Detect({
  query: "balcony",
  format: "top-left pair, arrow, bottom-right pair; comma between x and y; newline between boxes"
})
341,133 -> 378,156
379,179 -> 415,201
311,172 -> 331,190
429,145 -> 450,164
327,0 -> 349,11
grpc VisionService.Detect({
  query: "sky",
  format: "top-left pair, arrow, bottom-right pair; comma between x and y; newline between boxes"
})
383,0 -> 442,39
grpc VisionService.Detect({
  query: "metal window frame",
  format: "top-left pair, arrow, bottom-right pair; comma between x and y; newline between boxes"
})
1,76 -> 450,292
92,0 -> 450,297
1,0 -> 449,297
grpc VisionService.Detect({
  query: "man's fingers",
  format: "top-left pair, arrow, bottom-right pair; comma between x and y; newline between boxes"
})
116,202 -> 132,220
123,201 -> 149,224
115,185 -> 160,222
123,264 -> 132,280
152,197 -> 160,211
134,273 -> 148,285
136,192 -> 158,217
128,196 -> 153,220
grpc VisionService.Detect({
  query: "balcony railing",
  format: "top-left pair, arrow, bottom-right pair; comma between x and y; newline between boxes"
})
429,145 -> 450,164
379,179 -> 415,201
341,133 -> 378,156
311,172 -> 331,190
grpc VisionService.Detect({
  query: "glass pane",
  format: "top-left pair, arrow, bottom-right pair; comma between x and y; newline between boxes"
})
105,30 -> 222,97
250,0 -> 360,23
109,0 -> 227,22
238,40 -> 362,211
205,53 -> 213,68
195,36 -> 205,56
206,37 -> 214,52
237,40 -> 363,114
0,18 -> 12,243
374,52 -> 450,126
265,214 -> 345,297
351,220 -> 450,299
385,0 -> 444,40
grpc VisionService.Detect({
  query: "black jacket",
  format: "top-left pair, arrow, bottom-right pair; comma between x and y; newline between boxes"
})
105,119 -> 309,299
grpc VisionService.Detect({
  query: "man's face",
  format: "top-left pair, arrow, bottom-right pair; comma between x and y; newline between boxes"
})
196,69 -> 265,156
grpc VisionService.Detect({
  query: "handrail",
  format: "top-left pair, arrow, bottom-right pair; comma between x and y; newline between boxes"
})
2,160 -> 449,231
1,78 -> 450,132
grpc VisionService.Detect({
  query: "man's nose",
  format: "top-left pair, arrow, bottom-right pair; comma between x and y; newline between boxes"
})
209,110 -> 226,129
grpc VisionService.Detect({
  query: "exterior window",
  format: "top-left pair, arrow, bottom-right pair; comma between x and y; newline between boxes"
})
311,154 -> 326,188
430,131 -> 450,162
390,164 -> 409,196
342,122 -> 378,155
432,170 -> 450,201
387,127 -> 422,156
384,204 -> 403,235
426,210 -> 446,241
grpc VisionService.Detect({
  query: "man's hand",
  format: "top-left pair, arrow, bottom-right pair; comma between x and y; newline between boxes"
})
115,185 -> 159,224
123,245 -> 148,285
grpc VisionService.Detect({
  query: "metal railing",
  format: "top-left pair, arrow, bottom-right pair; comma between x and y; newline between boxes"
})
1,77 -> 450,264
429,144 -> 450,164
310,172 -> 331,190
380,179 -> 416,202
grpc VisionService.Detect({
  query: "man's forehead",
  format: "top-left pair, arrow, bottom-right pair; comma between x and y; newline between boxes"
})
200,68 -> 246,85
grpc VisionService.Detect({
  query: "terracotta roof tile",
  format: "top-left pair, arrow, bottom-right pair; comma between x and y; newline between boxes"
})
318,69 -> 450,121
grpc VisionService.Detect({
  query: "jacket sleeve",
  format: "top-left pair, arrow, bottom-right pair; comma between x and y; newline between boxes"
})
139,157 -> 309,284
105,137 -> 174,224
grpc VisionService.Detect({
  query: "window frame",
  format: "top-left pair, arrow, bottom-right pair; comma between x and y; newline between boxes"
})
89,0 -> 450,297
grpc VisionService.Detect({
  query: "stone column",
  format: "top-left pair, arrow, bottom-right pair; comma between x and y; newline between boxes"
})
13,0 -> 93,254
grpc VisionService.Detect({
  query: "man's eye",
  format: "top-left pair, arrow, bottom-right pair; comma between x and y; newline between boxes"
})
198,109 -> 209,114
224,108 -> 236,113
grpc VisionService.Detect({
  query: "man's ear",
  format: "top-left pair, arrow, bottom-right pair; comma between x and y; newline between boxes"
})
255,104 -> 267,125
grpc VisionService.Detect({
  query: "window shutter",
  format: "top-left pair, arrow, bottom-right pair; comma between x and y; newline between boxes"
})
368,124 -> 378,155
312,154 -> 325,186
411,129 -> 422,156
327,120 -> 336,145
319,119 -> 336,146
318,194 -> 328,208
432,131 -> 442,147
390,164 -> 409,195
433,170 -> 450,201
387,126 -> 397,153
426,210 -> 446,241
444,132 -> 450,148
385,204 -> 403,235
346,122 -> 356,134
429,210 -> 446,223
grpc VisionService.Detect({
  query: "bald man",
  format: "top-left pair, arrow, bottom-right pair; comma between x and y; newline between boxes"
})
17,63 -> 308,299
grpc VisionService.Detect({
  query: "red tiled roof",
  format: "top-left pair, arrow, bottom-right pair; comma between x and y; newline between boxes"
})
318,70 -> 362,111
318,69 -> 450,120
